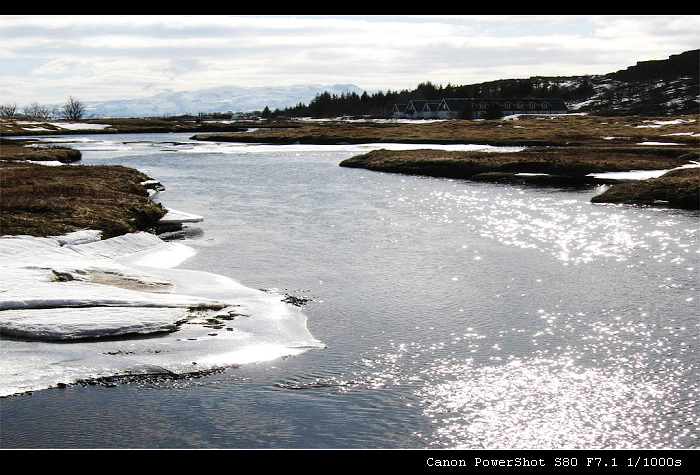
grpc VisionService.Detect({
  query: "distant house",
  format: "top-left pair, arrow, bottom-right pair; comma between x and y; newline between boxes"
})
393,98 -> 568,119
404,100 -> 441,119
435,98 -> 569,119
392,104 -> 408,119
421,102 -> 441,119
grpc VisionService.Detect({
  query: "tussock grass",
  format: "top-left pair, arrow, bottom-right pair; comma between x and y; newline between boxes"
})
194,114 -> 700,148
339,146 -> 696,178
1,161 -> 165,238
592,167 -> 700,209
0,117 -> 251,137
0,138 -> 82,163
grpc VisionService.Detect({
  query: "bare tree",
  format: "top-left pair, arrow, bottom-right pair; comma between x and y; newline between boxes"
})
62,96 -> 85,120
23,102 -> 52,119
0,103 -> 17,118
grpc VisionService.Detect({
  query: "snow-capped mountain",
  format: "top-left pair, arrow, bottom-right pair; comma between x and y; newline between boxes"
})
84,83 -> 364,118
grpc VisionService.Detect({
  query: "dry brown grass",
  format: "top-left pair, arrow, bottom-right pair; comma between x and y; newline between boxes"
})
0,138 -> 82,163
0,117 -> 252,137
194,114 -> 700,147
1,160 -> 165,238
339,146 -> 696,178
591,167 -> 700,209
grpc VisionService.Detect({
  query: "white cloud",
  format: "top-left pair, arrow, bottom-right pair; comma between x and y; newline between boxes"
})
1,15 -> 697,106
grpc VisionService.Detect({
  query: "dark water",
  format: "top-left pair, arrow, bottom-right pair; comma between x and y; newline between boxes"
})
1,133 -> 698,449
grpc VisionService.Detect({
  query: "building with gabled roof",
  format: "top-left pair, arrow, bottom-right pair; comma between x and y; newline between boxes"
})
435,98 -> 568,119
404,100 -> 441,119
421,102 -> 441,119
392,103 -> 408,119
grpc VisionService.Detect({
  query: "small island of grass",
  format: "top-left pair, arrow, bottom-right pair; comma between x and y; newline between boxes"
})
193,114 -> 699,209
591,167 -> 700,209
1,140 -> 166,238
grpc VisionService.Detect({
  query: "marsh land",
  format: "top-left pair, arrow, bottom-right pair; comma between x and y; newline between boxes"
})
1,114 -> 698,241
1,138 -> 165,238
196,114 -> 699,209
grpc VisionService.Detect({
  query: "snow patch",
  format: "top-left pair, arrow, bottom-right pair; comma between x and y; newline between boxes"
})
0,231 -> 324,396
637,141 -> 684,146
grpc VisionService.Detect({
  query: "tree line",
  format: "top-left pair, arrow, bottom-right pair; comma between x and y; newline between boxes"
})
0,77 -> 597,121
270,78 -> 595,119
0,97 -> 86,120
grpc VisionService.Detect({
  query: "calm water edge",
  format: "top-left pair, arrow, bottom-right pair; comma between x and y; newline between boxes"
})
1,133 -> 698,451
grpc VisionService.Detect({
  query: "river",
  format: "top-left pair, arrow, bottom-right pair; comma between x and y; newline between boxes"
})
1,132 -> 698,450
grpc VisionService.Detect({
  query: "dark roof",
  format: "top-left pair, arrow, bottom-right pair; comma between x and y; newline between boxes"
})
438,98 -> 568,111
406,100 -> 440,111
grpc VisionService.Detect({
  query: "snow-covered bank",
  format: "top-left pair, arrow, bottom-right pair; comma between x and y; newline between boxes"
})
0,231 -> 324,397
156,207 -> 204,233
587,160 -> 700,181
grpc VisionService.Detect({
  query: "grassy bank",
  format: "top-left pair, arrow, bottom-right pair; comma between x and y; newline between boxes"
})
0,117 -> 253,136
339,147 -> 695,180
196,114 -> 700,210
1,141 -> 165,238
193,114 -> 700,147
337,146 -> 699,209
2,115 -> 698,226
0,138 -> 82,163
591,167 -> 700,209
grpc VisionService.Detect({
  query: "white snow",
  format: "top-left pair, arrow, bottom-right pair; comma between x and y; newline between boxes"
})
158,207 -> 204,225
46,122 -> 111,130
663,132 -> 700,137
0,230 -> 324,396
80,83 -> 364,118
587,161 -> 700,181
636,118 -> 696,128
27,160 -> 66,166
12,121 -> 112,132
637,141 -> 684,146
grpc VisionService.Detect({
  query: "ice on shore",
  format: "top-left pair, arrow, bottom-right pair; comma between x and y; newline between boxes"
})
0,230 -> 324,397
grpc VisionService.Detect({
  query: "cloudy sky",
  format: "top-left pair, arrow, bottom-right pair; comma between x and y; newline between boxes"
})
1,15 -> 698,107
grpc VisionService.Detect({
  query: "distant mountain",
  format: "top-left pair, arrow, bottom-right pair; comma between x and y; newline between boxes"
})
81,50 -> 699,119
83,83 -> 364,118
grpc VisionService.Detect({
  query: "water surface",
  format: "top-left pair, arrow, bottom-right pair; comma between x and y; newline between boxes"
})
2,133 -> 697,449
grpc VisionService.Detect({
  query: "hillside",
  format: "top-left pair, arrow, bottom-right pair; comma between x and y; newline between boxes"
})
279,50 -> 699,118
420,49 -> 700,117
568,49 -> 699,116
7,51 -> 697,120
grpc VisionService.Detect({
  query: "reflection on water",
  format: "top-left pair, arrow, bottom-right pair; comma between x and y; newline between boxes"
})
417,356 -> 684,449
2,134 -> 697,449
